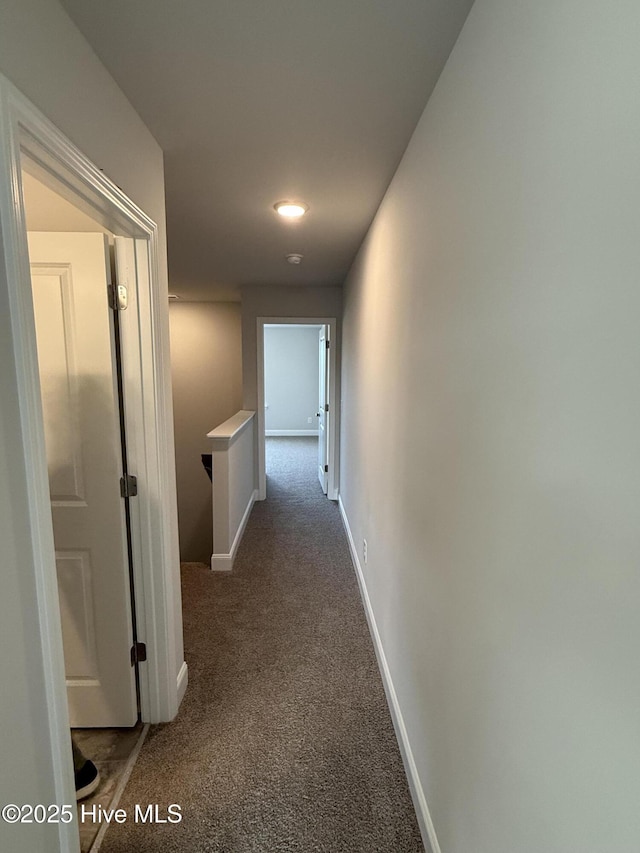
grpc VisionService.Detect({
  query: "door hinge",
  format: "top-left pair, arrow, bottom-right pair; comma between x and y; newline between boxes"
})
326,339 -> 330,349
324,464 -> 329,473
108,282 -> 128,311
120,474 -> 138,498
325,403 -> 329,412
131,641 -> 147,666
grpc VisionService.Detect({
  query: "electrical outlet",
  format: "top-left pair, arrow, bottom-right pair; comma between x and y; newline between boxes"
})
307,416 -> 312,423
363,539 -> 368,564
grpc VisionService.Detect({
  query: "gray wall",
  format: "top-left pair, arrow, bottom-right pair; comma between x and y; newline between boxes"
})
264,326 -> 319,433
169,301 -> 243,562
340,0 -> 640,851
240,284 -> 342,412
0,2 -> 175,850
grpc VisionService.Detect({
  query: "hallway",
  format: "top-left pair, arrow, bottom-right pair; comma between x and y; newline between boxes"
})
101,438 -> 423,852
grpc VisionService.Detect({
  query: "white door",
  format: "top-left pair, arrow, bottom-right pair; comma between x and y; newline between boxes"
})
28,232 -> 137,727
318,326 -> 329,494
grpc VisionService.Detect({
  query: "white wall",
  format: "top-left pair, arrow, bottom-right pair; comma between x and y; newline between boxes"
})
226,420 -> 255,554
169,301 -> 243,562
209,412 -> 256,569
0,3 -> 179,850
264,326 -> 319,433
340,1 -> 640,851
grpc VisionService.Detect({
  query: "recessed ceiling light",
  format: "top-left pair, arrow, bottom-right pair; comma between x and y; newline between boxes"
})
274,201 -> 308,219
286,253 -> 303,264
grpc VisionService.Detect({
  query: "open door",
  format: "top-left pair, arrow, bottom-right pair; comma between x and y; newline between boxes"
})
28,231 -> 138,728
317,325 -> 329,494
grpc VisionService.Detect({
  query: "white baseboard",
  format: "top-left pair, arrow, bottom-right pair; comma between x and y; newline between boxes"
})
91,722 -> 149,852
265,429 -> 319,436
176,660 -> 188,712
338,496 -> 441,853
211,489 -> 258,572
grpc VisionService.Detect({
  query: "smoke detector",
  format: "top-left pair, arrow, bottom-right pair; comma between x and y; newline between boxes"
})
286,253 -> 303,265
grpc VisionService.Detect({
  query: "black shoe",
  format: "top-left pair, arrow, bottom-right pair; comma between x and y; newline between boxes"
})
75,760 -> 100,801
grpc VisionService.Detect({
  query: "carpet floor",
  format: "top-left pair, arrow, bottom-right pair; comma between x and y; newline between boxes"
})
101,437 -> 424,853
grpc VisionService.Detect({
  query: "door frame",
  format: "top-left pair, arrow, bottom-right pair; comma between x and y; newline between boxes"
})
0,75 -> 185,849
256,316 -> 339,501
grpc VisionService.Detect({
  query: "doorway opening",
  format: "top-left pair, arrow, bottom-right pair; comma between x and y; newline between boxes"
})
263,323 -> 326,494
21,166 -> 148,852
256,317 -> 339,502
22,171 -> 140,727
0,75 -> 185,853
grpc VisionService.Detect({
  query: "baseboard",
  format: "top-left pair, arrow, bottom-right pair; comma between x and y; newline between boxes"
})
210,553 -> 234,571
176,660 -> 188,711
338,496 -> 441,853
91,722 -> 149,852
210,489 -> 258,572
265,429 -> 319,436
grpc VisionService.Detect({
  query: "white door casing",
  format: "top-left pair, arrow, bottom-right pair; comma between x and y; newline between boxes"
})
0,75 -> 185,853
317,326 -> 329,494
28,231 -> 137,727
256,316 -> 338,502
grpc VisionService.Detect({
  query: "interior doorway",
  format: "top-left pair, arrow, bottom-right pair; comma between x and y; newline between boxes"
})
22,170 -> 148,852
257,317 -> 339,501
0,75 -> 185,853
23,173 -> 139,729
263,323 -> 327,489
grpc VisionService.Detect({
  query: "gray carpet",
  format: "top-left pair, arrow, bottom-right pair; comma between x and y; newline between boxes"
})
101,437 -> 424,853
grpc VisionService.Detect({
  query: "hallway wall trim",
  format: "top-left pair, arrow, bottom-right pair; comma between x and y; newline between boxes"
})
338,496 -> 440,853
176,660 -> 189,708
265,429 -> 319,437
211,489 -> 258,571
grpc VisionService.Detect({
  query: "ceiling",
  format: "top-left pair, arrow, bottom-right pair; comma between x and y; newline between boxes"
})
60,0 -> 473,301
